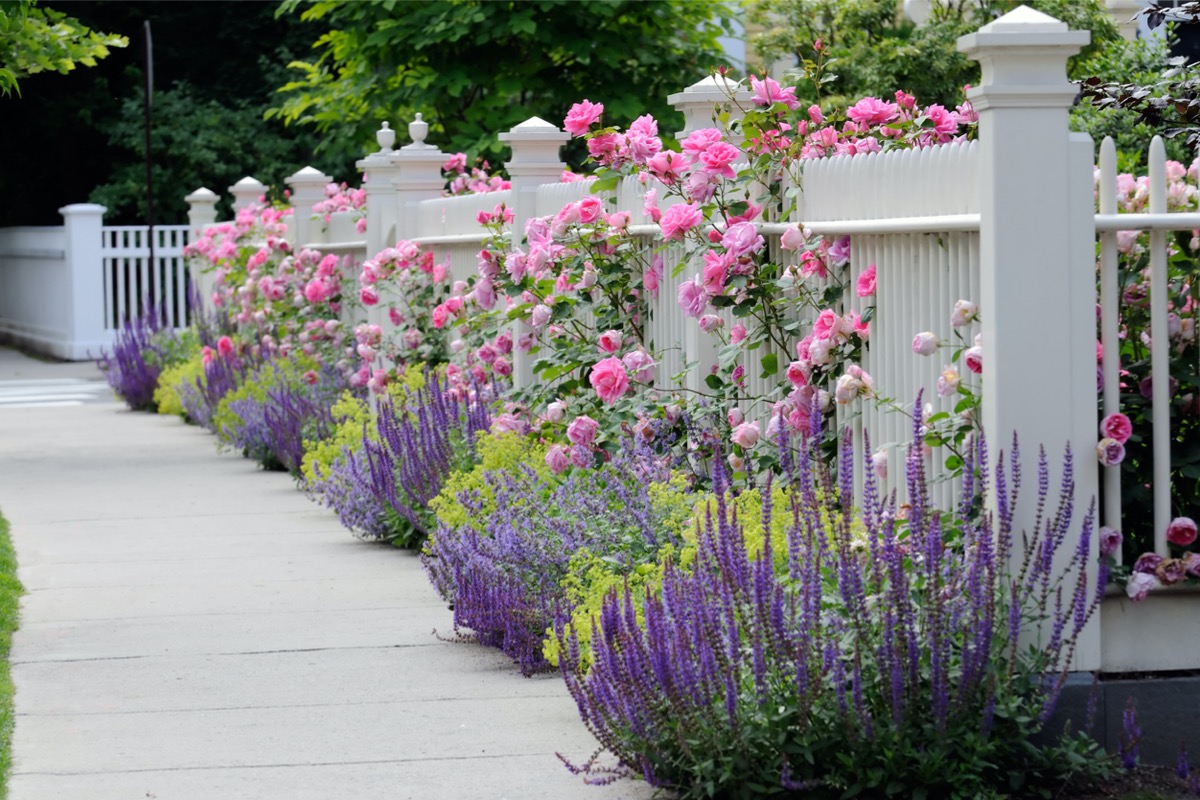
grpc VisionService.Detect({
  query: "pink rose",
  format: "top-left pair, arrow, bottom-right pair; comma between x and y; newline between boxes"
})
700,142 -> 741,179
589,356 -> 629,405
571,444 -> 593,469
1134,552 -> 1163,574
1157,558 -> 1188,585
835,373 -> 864,405
492,357 -> 512,377
578,196 -> 603,224
856,264 -> 876,297
912,332 -> 939,356
544,401 -> 567,424
681,127 -> 722,161
545,444 -> 571,474
597,330 -> 623,354
1125,571 -> 1160,602
937,366 -> 960,398
749,75 -> 800,110
812,309 -> 843,341
872,450 -> 888,481
216,336 -> 234,358
699,314 -> 724,333
564,99 -> 604,137
567,415 -> 599,447
1100,413 -> 1133,444
951,299 -> 978,328
964,346 -> 982,374
730,323 -> 748,344
1099,526 -> 1122,557
702,250 -> 731,296
677,277 -> 708,319
622,350 -> 655,383
431,304 -> 449,329
1183,551 -> 1200,577
1166,516 -> 1198,547
359,287 -> 379,306
780,224 -> 806,251
721,221 -> 765,258
786,360 -> 810,388
731,421 -> 760,449
660,202 -> 703,241
1096,438 -> 1125,467
530,304 -> 552,327
846,96 -> 899,126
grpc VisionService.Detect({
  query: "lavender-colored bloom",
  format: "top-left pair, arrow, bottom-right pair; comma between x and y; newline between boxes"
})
1120,698 -> 1141,770
96,304 -> 172,411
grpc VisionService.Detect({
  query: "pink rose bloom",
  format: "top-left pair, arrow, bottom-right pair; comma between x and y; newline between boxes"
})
913,332 -> 939,356
786,360 -> 810,388
749,75 -> 800,110
937,365 -> 960,398
1096,437 -> 1125,467
589,356 -> 630,404
303,278 -> 331,305
625,114 -> 663,162
728,407 -> 744,427
1183,551 -> 1200,577
643,262 -> 661,298
731,421 -> 761,449
647,151 -> 690,184
835,372 -> 864,405
578,196 -> 603,224
491,413 -> 525,434
492,357 -> 512,377
1125,571 -> 1160,602
780,224 -> 806,251
681,128 -> 723,161
808,104 -> 824,125
530,304 -> 552,327
677,277 -> 708,318
846,96 -> 900,126
1157,558 -> 1188,584
964,346 -> 983,374
564,100 -> 604,137
703,250 -> 731,296
721,221 -> 765,258
216,336 -> 234,358
812,309 -> 843,341
1134,552 -> 1164,575
544,401 -> 566,424
431,304 -> 449,329
643,188 -> 663,224
567,415 -> 599,447
924,104 -> 959,136
622,350 -> 655,383
660,202 -> 703,240
1166,516 -> 1198,546
872,450 -> 888,481
730,323 -> 748,344
856,264 -> 877,297
700,142 -> 741,179
1100,413 -> 1132,444
545,444 -> 571,474
571,444 -> 593,469
727,453 -> 744,472
587,132 -> 624,164
597,329 -> 623,354
360,287 -> 379,306
367,369 -> 389,395
699,314 -> 724,333
1099,526 -> 1123,557
951,299 -> 978,328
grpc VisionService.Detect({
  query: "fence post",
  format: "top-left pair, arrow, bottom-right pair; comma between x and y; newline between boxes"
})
1105,0 -> 1141,41
499,116 -> 570,388
184,187 -> 219,312
59,203 -> 107,360
228,176 -> 268,212
959,7 -> 1100,670
357,122 -> 400,258
391,113 -> 446,242
284,167 -> 332,250
667,74 -> 752,139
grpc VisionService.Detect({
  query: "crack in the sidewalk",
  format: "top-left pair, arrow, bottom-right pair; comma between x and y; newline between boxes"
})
12,641 -> 445,665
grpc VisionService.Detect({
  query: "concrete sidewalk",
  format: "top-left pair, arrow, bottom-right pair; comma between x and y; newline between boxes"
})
0,349 -> 649,799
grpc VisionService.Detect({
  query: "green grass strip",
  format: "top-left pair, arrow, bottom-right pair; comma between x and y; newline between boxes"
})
0,511 -> 22,800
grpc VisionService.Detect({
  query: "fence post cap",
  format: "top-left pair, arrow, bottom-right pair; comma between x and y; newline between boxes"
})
185,187 -> 218,203
958,5 -> 1089,53
284,166 -> 331,187
228,175 -> 268,192
667,73 -> 746,105
58,203 -> 106,216
499,116 -> 569,142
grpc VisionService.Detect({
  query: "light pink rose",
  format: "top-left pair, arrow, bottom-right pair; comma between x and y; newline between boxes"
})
567,415 -> 599,447
730,323 -> 747,344
530,304 -> 552,327
597,330 -> 623,354
856,264 -> 876,297
937,365 -> 960,398
681,127 -> 722,161
1166,516 -> 1198,546
812,309 -> 843,341
660,202 -> 703,241
780,224 -> 806,251
622,350 -> 655,383
721,221 -> 765,258
1096,437 -> 1125,467
1125,571 -> 1160,602
589,356 -> 630,405
727,407 -> 744,427
912,332 -> 939,356
727,453 -> 745,472
835,373 -> 863,405
545,401 -> 567,424
545,444 -> 571,474
677,277 -> 708,319
951,299 -> 978,328
699,314 -> 724,333
872,450 -> 888,481
564,100 -> 604,137
731,421 -> 760,449
1100,413 -> 1133,444
492,357 -> 512,377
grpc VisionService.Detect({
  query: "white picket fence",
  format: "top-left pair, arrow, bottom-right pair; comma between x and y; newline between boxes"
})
181,7 -> 1200,673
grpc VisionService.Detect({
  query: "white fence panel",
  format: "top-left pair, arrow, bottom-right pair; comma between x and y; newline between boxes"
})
101,224 -> 192,331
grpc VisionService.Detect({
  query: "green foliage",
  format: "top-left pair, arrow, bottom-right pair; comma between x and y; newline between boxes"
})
746,0 -> 1119,109
154,348 -> 203,420
0,510 -> 23,800
89,81 -> 316,222
0,0 -> 126,97
427,431 -> 550,533
269,0 -> 733,165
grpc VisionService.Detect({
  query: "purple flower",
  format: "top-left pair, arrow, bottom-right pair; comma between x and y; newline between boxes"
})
1099,526 -> 1123,558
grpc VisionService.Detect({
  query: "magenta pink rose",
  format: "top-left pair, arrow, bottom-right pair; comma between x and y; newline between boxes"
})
216,336 -> 234,358
589,356 -> 629,405
578,196 -> 603,224
730,323 -> 748,344
567,415 -> 599,447
660,202 -> 703,241
597,330 -> 623,354
812,309 -> 843,341
700,142 -> 741,179
359,287 -> 379,306
749,75 -> 800,110
677,277 -> 708,319
856,264 -> 876,297
1100,413 -> 1133,444
964,346 -> 982,374
563,100 -> 604,137
846,96 -> 899,126
1166,516 -> 1198,547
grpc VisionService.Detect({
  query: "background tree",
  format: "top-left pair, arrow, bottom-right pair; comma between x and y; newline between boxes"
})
0,0 -> 126,97
268,0 -> 734,167
745,0 -> 1120,109
0,2 -> 332,226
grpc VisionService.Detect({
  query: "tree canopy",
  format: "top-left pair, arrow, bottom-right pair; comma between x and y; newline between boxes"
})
268,0 -> 734,165
0,0 -> 126,96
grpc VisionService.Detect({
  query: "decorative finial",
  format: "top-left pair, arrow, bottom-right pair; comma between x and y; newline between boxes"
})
377,121 -> 396,153
409,113 -> 428,147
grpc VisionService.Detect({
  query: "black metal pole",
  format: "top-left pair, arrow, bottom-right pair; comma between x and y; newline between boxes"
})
143,20 -> 155,319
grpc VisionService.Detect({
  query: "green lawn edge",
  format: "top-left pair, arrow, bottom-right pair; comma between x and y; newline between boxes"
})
0,512 -> 22,800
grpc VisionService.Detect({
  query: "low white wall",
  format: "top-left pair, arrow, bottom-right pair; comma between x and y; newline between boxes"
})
0,226 -> 81,359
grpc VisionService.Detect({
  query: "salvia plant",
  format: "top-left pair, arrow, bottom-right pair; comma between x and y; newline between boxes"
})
97,304 -> 172,412
557,405 -> 1108,799
423,449 -> 691,676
